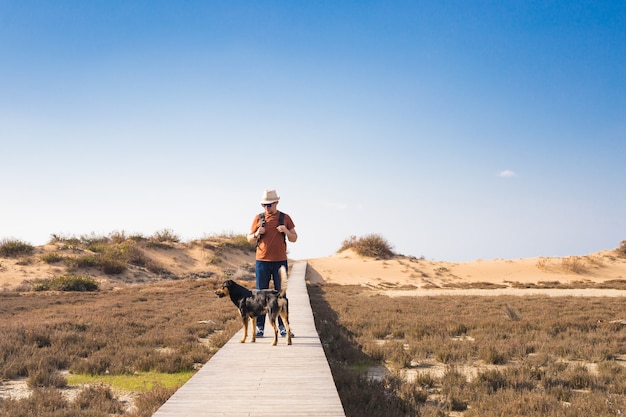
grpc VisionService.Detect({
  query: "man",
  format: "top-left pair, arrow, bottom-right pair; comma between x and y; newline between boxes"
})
247,189 -> 298,337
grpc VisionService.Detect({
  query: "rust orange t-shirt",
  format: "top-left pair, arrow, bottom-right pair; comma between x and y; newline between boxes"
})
250,211 -> 295,261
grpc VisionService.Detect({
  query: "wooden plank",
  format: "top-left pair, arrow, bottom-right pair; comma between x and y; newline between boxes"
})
152,262 -> 346,417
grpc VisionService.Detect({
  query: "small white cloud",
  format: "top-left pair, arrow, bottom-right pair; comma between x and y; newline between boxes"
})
498,170 -> 517,178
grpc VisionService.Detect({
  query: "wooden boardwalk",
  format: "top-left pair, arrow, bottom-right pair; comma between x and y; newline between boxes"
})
152,262 -> 346,417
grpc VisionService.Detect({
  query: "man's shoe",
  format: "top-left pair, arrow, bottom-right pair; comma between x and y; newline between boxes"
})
280,328 -> 294,338
256,328 -> 264,337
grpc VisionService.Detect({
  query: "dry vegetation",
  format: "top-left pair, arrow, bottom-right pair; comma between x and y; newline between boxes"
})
0,231 -> 252,416
0,239 -> 35,258
307,236 -> 626,417
308,238 -> 626,417
340,234 -> 395,260
1,230 -> 255,292
536,255 -> 598,275
0,278 -> 242,416
1,233 -> 625,416
309,283 -> 626,416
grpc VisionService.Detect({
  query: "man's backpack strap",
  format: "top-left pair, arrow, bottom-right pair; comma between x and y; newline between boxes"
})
256,212 -> 286,247
278,211 -> 285,242
256,213 -> 265,248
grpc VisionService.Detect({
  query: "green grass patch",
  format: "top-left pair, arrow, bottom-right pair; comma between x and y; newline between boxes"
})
67,371 -> 194,392
349,362 -> 379,372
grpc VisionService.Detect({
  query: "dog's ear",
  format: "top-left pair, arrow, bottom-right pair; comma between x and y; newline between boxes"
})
222,280 -> 235,287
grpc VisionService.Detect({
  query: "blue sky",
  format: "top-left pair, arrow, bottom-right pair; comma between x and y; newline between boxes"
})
1,1 -> 625,261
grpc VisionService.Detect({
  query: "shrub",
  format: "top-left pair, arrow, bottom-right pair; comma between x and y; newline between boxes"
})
151,228 -> 180,243
0,385 -> 125,416
124,243 -> 149,267
480,346 -> 509,365
108,230 -> 128,244
99,257 -> 126,274
79,233 -> 110,246
49,233 -> 75,244
561,256 -> 587,274
41,252 -> 64,264
440,367 -> 469,412
617,240 -> 626,258
65,255 -> 100,269
73,385 -> 124,413
217,234 -> 255,252
33,275 -> 99,292
339,234 -> 395,259
503,304 -> 521,321
0,238 -> 34,257
414,372 -> 437,388
27,363 -> 67,389
128,385 -> 178,417
87,243 -> 109,253
473,369 -> 508,393
0,387 -> 68,416
565,364 -> 595,390
65,247 -> 129,275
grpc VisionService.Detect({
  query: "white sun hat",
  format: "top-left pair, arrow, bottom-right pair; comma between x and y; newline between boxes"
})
260,189 -> 280,204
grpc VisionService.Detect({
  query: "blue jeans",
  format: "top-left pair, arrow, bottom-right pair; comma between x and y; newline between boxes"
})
255,260 -> 288,331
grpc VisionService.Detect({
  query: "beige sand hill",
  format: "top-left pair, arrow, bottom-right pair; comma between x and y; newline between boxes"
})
0,239 -> 256,290
2,240 -> 625,296
307,249 -> 626,296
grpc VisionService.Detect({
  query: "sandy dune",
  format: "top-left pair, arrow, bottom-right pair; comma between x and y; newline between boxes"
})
307,249 -> 626,296
0,239 -> 256,290
2,240 -> 625,297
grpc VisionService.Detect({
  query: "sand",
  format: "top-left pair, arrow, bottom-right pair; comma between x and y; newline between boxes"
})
306,249 -> 626,296
2,241 -> 625,296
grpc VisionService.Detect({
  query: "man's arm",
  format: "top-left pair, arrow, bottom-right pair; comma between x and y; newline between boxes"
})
278,225 -> 297,243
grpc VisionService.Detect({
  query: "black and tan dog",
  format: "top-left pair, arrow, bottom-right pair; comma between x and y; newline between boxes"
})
215,266 -> 292,346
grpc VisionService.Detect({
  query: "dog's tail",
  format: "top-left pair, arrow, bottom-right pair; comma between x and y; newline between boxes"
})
278,265 -> 288,297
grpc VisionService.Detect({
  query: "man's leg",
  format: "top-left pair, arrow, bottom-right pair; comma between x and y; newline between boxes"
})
271,261 -> 290,334
255,261 -> 272,335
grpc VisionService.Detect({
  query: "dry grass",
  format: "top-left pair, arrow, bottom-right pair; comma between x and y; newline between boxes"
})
44,232 -> 179,276
0,278 -> 240,414
1,233 -> 624,416
308,282 -> 626,417
0,239 -> 34,258
339,234 -> 395,259
537,256 -> 590,274
0,231 -> 257,292
31,275 -> 100,292
0,230 -> 252,415
560,256 -> 587,274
